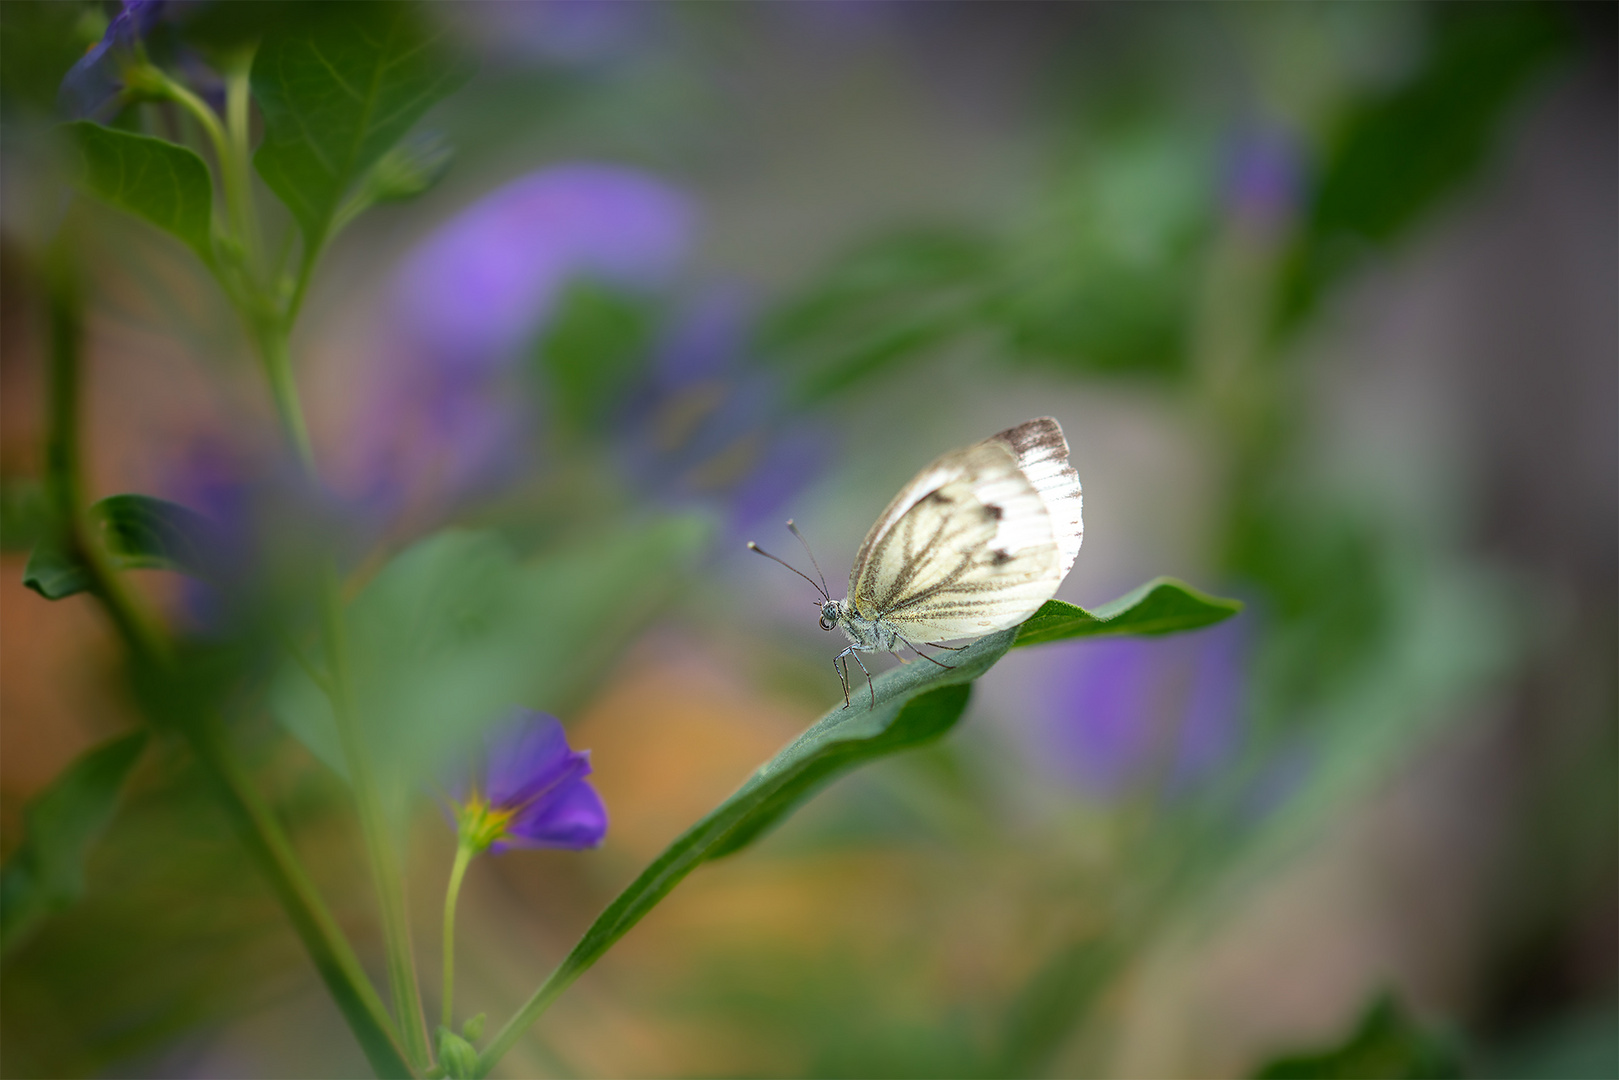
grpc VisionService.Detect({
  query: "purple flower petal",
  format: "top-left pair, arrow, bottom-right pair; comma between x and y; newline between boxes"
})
496,776 -> 608,852
456,710 -> 608,853
58,0 -> 167,119
390,164 -> 694,375
482,711 -> 588,807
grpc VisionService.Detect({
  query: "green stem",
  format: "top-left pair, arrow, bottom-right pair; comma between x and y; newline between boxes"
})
222,55 -> 264,275
252,301 -> 433,1068
475,963 -> 580,1077
43,235 -> 413,1077
441,841 -> 475,1031
255,325 -> 317,471
317,560 -> 435,1068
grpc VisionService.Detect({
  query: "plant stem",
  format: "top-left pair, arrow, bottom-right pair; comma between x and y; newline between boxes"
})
42,235 -> 413,1077
441,840 -> 474,1031
222,55 -> 264,276
252,303 -> 433,1068
475,963 -> 580,1077
316,558 -> 435,1068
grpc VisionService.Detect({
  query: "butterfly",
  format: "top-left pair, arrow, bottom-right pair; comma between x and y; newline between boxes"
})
751,417 -> 1082,707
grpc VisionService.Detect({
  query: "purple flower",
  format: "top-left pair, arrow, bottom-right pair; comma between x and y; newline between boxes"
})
58,0 -> 167,119
453,0 -> 659,69
342,164 -> 694,520
1223,124 -> 1305,233
448,710 -> 607,853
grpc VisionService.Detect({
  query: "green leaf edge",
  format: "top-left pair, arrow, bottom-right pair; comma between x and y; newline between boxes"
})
22,493 -> 218,601
62,120 -> 216,263
1012,576 -> 1244,648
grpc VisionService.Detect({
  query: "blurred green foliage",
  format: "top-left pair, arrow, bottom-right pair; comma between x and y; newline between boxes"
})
537,282 -> 658,439
0,732 -> 147,955
273,520 -> 710,817
1253,994 -> 1463,1080
23,493 -> 220,601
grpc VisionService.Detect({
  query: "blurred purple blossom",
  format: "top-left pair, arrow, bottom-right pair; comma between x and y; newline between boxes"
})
59,0 -> 167,119
448,710 -> 607,854
1014,613 -> 1251,800
159,432 -> 362,634
1223,125 -> 1305,232
617,287 -> 829,539
451,0 -> 658,69
344,164 -> 695,519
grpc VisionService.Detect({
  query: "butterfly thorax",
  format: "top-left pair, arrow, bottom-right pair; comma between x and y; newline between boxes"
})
824,598 -> 900,652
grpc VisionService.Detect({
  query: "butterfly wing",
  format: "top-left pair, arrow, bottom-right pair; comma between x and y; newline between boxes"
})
848,439 -> 1063,642
986,417 -> 1083,579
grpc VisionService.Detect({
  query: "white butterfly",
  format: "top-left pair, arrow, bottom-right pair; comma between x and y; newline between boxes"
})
751,417 -> 1082,707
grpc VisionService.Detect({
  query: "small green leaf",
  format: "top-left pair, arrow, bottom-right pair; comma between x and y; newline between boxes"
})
437,1027 -> 479,1080
1252,993 -> 1463,1080
364,130 -> 455,205
22,494 -> 221,601
63,121 -> 215,263
0,730 -> 147,954
252,2 -> 474,251
1012,576 -> 1243,648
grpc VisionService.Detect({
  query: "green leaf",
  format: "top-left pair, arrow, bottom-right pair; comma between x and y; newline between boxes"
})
271,519 -> 710,810
1,730 -> 147,954
1252,993 -> 1463,1080
63,121 -> 215,263
252,1 -> 474,250
476,575 -> 1246,1073
22,494 -> 221,601
1012,576 -> 1244,648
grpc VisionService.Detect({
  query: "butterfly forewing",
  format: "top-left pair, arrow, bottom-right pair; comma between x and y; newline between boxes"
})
850,440 -> 1062,640
988,417 -> 1083,578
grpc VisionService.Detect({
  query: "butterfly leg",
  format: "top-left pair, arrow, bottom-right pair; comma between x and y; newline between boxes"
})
832,650 -> 852,707
903,638 -> 955,670
846,649 -> 876,708
924,641 -> 968,651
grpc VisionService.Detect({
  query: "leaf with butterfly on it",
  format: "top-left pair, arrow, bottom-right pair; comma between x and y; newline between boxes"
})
1013,576 -> 1244,647
474,575 -> 1243,1075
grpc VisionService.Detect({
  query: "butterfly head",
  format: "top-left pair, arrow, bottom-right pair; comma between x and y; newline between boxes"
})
819,600 -> 841,631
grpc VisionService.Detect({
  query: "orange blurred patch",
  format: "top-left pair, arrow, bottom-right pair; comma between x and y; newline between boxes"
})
570,637 -> 803,862
0,555 -> 138,811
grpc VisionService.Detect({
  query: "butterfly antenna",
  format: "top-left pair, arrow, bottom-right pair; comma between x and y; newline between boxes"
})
747,541 -> 830,601
785,520 -> 831,599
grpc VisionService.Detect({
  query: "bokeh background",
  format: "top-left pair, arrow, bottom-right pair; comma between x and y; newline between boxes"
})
1,2 -> 1615,1077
